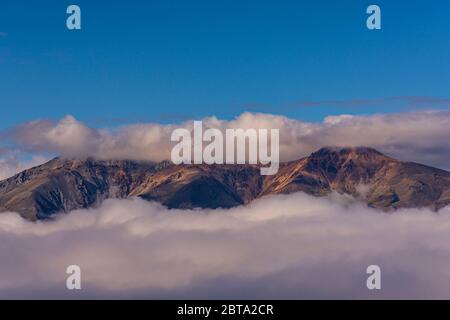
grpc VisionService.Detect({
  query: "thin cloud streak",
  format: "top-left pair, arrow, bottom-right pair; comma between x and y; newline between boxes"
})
287,96 -> 450,109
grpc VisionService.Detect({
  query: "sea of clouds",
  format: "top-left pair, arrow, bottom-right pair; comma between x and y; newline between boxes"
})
0,193 -> 450,299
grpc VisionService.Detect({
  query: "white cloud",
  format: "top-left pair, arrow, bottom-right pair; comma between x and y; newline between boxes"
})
0,193 -> 450,299
0,149 -> 49,180
8,110 -> 450,171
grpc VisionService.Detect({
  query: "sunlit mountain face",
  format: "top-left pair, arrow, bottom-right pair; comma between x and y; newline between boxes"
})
1,147 -> 449,221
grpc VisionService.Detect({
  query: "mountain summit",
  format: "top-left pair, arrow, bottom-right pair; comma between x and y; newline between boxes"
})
1,147 -> 449,220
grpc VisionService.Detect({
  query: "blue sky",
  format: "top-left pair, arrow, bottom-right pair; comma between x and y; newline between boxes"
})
0,0 -> 449,129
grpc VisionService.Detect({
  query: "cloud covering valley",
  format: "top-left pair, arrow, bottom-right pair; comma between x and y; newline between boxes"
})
0,193 -> 450,299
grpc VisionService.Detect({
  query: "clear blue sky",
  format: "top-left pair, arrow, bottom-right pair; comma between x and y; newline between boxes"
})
1,0 -> 449,128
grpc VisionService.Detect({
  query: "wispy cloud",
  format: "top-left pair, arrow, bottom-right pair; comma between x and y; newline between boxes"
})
0,148 -> 49,180
0,32 -> 7,37
287,96 -> 450,109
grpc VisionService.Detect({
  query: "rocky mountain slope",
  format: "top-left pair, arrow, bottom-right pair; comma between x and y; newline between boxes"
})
1,147 -> 449,220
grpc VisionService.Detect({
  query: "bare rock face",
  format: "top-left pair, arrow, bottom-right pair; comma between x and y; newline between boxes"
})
1,147 -> 449,220
0,158 -> 155,220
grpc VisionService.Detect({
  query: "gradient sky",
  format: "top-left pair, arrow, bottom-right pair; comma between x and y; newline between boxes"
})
1,0 -> 450,129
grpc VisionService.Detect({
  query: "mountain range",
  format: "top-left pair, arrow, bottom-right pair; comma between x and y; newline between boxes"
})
1,147 -> 449,221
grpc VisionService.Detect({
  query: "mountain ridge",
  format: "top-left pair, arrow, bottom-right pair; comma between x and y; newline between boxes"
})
1,147 -> 450,221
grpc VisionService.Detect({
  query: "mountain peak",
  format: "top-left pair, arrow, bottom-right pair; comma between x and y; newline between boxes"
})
313,146 -> 384,156
309,146 -> 392,165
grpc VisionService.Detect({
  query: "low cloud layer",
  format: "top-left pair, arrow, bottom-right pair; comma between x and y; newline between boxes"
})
0,193 -> 450,299
6,110 -> 450,172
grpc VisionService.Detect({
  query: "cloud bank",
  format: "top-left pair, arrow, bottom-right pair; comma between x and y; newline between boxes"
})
6,110 -> 450,173
1,193 -> 450,299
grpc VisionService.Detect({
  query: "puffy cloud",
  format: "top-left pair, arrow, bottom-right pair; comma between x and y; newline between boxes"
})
7,110 -> 450,171
10,116 -> 180,162
0,193 -> 450,299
